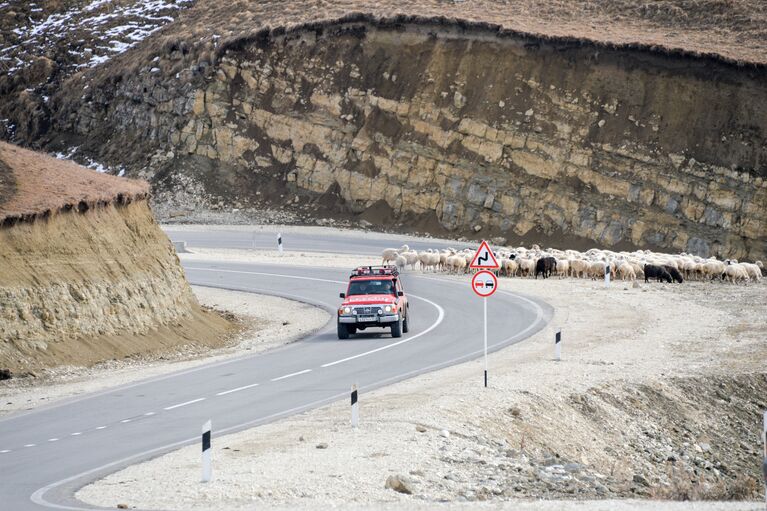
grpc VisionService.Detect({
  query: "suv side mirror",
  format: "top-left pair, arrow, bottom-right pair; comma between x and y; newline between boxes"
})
339,292 -> 345,298
397,291 -> 404,297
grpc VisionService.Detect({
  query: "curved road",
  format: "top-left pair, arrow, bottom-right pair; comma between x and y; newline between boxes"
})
0,235 -> 552,511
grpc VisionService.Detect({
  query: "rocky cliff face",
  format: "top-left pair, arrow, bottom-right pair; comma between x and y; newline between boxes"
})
0,144 -> 231,373
55,21 -> 767,260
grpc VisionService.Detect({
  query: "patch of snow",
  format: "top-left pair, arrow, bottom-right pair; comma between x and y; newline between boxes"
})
7,0 -> 195,73
53,146 -> 80,160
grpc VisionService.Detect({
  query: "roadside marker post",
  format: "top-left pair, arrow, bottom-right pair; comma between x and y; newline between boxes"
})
351,384 -> 359,428
762,411 -> 766,510
470,241 -> 500,388
277,233 -> 283,255
201,420 -> 212,483
604,262 -> 611,287
555,330 -> 562,361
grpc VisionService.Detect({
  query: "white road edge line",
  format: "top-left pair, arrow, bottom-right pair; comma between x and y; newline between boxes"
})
30,267 -> 547,510
216,383 -> 260,396
163,398 -> 205,411
271,369 -> 311,382
184,267 -> 447,369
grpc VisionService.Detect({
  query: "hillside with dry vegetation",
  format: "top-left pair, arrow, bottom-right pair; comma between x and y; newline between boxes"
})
0,143 -> 232,374
1,0 -> 765,261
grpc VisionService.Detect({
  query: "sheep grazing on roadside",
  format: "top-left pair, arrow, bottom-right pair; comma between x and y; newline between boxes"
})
535,257 -> 557,279
382,244 -> 408,265
617,261 -> 636,281
741,262 -> 762,282
403,249 -> 419,271
518,258 -> 535,277
663,265 -> 684,283
723,260 -> 749,283
644,264 -> 672,283
394,254 -> 407,271
503,258 -> 519,277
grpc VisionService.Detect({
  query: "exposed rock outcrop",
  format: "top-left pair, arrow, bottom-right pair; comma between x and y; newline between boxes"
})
0,143 -> 231,372
53,21 -> 767,259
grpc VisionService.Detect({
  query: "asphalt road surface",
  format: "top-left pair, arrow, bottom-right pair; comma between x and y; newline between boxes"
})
0,236 -> 551,511
163,226 -> 478,255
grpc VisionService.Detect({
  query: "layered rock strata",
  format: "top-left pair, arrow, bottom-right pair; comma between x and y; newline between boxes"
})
0,143 -> 230,372
59,22 -> 767,259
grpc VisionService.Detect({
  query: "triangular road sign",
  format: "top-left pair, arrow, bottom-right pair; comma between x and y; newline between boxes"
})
469,240 -> 499,269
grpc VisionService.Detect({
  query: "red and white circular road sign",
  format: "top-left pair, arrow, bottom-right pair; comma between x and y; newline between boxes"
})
471,270 -> 498,298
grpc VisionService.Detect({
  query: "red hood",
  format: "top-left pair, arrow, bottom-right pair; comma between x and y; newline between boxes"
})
343,294 -> 396,306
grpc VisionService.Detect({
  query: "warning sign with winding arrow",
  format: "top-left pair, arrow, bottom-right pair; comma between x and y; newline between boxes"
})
469,240 -> 499,270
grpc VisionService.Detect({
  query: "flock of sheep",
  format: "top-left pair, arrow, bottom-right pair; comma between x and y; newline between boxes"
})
382,244 -> 764,284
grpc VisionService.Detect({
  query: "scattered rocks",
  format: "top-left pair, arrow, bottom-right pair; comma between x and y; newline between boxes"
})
415,424 -> 427,433
385,474 -> 414,494
439,429 -> 450,439
315,442 -> 328,449
632,473 -> 650,487
0,369 -> 12,380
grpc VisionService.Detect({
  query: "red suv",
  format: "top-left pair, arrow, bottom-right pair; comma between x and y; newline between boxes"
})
337,266 -> 410,339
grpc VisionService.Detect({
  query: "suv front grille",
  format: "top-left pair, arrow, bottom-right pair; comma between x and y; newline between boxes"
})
354,306 -> 374,315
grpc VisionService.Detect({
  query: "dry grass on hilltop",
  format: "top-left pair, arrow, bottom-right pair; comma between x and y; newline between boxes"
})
0,142 -> 148,224
101,0 -> 767,77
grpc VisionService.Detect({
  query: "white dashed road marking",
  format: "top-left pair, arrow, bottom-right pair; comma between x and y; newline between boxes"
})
144,412 -> 155,416
24,444 -> 36,447
96,426 -> 107,430
163,398 -> 205,411
70,432 -> 81,436
120,419 -> 131,423
271,369 -> 311,382
0,449 -> 10,453
216,383 -> 260,396
47,438 -> 58,442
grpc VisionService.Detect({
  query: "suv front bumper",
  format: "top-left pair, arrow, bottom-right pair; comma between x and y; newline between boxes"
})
338,314 -> 400,324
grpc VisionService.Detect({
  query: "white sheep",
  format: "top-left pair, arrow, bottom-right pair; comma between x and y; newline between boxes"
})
382,244 -> 409,265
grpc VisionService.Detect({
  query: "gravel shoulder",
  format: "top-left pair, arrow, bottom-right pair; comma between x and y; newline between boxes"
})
0,286 -> 329,417
77,270 -> 767,510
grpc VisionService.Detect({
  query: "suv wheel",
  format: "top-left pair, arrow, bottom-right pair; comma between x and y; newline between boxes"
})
391,318 -> 403,338
402,314 -> 409,333
337,322 -> 350,340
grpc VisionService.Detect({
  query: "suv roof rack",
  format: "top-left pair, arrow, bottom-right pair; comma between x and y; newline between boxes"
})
350,265 -> 399,278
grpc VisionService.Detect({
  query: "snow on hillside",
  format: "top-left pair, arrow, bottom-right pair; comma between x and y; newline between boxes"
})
0,0 -> 194,76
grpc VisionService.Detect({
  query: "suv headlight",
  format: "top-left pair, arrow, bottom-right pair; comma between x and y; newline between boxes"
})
343,307 -> 351,314
384,305 -> 392,313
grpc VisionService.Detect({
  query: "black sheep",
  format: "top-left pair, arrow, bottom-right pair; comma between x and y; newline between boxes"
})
644,264 -> 672,283
663,265 -> 684,283
535,257 -> 557,279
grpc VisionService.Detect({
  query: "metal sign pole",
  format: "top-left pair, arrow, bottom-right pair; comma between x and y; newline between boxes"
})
484,296 -> 488,388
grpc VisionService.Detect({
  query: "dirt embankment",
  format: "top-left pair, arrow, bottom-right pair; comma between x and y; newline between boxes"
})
0,143 -> 232,374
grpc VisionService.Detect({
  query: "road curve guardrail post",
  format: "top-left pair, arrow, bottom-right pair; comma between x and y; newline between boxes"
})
555,329 -> 562,361
351,384 -> 359,428
762,410 -> 766,510
277,232 -> 283,255
202,420 -> 212,483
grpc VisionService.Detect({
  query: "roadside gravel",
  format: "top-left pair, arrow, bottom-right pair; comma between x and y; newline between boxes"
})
0,287 -> 329,417
77,270 -> 766,510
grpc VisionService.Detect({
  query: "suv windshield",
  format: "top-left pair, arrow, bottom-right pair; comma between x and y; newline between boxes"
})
347,279 -> 395,296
